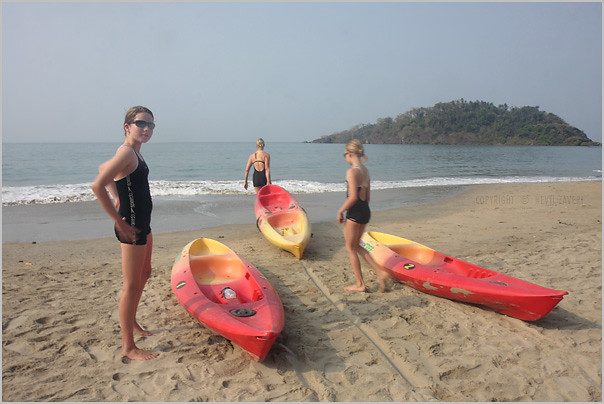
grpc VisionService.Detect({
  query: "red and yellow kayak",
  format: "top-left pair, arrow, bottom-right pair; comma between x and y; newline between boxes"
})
360,231 -> 568,321
171,238 -> 284,361
255,184 -> 311,259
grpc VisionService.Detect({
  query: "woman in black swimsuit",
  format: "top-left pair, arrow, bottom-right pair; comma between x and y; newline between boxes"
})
91,106 -> 158,361
243,138 -> 271,193
337,139 -> 390,293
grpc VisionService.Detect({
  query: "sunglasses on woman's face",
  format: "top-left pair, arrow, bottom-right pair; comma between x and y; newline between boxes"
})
129,120 -> 155,130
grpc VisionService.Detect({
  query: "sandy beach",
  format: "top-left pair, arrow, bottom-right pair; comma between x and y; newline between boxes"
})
2,181 -> 601,401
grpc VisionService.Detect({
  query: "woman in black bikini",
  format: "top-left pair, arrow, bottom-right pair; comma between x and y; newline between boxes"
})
337,139 -> 390,292
91,106 -> 158,361
243,138 -> 271,193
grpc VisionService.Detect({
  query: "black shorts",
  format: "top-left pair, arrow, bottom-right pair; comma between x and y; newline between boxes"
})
115,225 -> 151,246
346,201 -> 371,225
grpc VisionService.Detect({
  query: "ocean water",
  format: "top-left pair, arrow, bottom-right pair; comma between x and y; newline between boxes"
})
2,142 -> 602,206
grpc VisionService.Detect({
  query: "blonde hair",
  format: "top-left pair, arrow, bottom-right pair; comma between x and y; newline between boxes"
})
256,138 -> 265,149
345,139 -> 367,162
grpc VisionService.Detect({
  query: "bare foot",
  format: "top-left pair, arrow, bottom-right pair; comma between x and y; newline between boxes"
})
344,284 -> 367,292
122,347 -> 158,360
377,270 -> 392,293
134,322 -> 152,337
377,278 -> 389,293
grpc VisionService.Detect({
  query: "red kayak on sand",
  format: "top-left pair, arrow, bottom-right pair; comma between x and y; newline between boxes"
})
171,238 -> 284,361
361,231 -> 568,321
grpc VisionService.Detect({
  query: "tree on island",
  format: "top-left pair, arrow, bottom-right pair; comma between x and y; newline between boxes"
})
310,100 -> 600,146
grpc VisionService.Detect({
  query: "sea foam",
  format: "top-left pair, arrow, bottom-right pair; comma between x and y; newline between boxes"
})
2,176 -> 600,206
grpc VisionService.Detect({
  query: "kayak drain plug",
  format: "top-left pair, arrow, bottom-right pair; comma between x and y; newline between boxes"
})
230,308 -> 257,317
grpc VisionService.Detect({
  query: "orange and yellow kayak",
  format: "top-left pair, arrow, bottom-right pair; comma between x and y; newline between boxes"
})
255,185 -> 311,259
361,231 -> 568,321
171,238 -> 284,361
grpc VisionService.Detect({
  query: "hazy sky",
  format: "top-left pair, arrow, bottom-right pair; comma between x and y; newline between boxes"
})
2,1 -> 602,143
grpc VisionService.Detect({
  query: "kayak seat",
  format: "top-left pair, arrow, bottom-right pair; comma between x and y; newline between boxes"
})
386,244 -> 440,266
190,255 -> 262,303
267,211 -> 303,239
267,211 -> 296,227
259,194 -> 293,211
190,254 -> 246,285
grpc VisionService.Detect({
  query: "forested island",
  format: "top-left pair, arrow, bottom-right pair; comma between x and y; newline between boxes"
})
310,100 -> 600,146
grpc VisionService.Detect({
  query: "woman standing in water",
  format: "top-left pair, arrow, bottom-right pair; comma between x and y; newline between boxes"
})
91,106 -> 158,360
337,139 -> 390,292
244,138 -> 271,193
